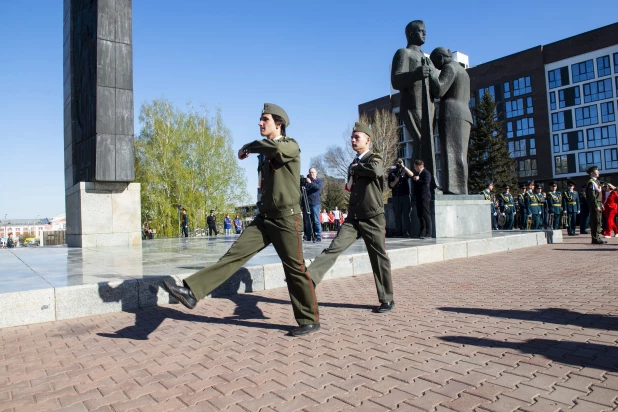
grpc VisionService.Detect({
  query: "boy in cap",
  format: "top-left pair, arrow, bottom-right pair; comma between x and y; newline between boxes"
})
163,103 -> 321,336
498,184 -> 515,230
586,166 -> 605,244
562,180 -> 580,236
307,122 -> 394,313
547,182 -> 563,230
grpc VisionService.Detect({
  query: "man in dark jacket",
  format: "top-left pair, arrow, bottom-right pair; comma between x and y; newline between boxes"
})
412,159 -> 432,238
303,167 -> 323,241
307,122 -> 394,313
163,103 -> 320,337
388,158 -> 413,237
206,210 -> 217,236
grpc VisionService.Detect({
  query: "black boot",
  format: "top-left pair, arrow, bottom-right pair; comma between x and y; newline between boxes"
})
162,279 -> 197,309
290,323 -> 321,337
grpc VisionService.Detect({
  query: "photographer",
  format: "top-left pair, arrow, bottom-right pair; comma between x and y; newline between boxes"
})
303,167 -> 323,241
388,158 -> 413,237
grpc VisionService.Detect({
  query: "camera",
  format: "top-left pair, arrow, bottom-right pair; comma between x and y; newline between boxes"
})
300,175 -> 307,187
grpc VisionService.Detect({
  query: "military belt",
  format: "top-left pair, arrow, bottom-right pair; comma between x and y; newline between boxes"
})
506,204 -> 514,207
530,203 -> 539,206
567,202 -> 577,205
552,204 -> 561,207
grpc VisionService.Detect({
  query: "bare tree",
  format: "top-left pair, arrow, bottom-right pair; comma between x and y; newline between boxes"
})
359,109 -> 399,181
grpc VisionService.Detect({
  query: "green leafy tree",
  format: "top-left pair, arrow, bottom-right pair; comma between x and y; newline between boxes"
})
468,91 -> 518,193
135,97 -> 250,237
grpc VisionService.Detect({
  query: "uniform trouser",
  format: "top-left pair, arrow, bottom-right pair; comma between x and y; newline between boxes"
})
580,210 -> 590,233
542,209 -> 548,228
208,225 -> 218,236
184,214 -> 319,325
519,211 -> 527,230
550,213 -> 561,230
307,214 -> 393,304
416,197 -> 432,237
567,212 -> 577,235
183,226 -> 189,237
392,194 -> 411,236
532,213 -> 542,230
590,209 -> 602,242
503,212 -> 514,230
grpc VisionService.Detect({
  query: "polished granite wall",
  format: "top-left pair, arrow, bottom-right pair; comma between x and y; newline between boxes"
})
0,231 -> 562,328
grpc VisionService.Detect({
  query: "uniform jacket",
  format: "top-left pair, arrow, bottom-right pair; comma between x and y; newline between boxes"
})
498,192 -> 515,214
586,177 -> 603,210
547,191 -> 563,214
347,152 -> 385,220
242,137 -> 302,218
517,192 -> 527,215
483,190 -> 496,214
562,191 -> 580,213
525,190 -> 541,215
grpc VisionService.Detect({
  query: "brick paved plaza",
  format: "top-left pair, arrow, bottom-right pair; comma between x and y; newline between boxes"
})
1,233 -> 618,412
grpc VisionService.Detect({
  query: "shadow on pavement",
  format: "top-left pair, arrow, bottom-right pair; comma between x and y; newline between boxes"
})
439,307 -> 618,331
439,336 -> 618,372
552,248 -> 618,252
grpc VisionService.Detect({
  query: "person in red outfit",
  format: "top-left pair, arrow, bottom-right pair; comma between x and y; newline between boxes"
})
602,183 -> 618,238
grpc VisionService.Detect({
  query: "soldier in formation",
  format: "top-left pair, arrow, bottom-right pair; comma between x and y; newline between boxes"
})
562,180 -> 580,236
546,182 -> 563,230
497,184 -> 515,230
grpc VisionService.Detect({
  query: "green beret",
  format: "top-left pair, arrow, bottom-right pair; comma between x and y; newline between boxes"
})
262,103 -> 289,127
353,122 -> 372,137
587,165 -> 598,174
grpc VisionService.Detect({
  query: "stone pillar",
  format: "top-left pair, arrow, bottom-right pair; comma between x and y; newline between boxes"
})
64,0 -> 141,247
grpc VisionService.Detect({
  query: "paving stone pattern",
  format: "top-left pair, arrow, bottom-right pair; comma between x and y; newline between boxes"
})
1,233 -> 617,411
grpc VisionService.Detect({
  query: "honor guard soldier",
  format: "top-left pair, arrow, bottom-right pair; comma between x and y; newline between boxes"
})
307,122 -> 394,313
562,180 -> 580,236
483,181 -> 498,230
586,166 -> 606,244
163,103 -> 321,337
535,182 -> 547,229
525,181 -> 542,230
498,184 -> 515,230
547,182 -> 563,230
517,183 -> 528,230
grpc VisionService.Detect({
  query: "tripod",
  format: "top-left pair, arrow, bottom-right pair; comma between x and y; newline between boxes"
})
301,186 -> 316,243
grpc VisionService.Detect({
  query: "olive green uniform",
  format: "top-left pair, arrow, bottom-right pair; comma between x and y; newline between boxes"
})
307,152 -> 393,304
184,136 -> 319,325
586,177 -> 603,243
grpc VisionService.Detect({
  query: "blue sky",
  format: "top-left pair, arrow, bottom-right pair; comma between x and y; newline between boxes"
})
1,0 -> 617,219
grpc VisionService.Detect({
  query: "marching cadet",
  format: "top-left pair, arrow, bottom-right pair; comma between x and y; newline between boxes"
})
525,181 -> 542,230
517,182 -> 528,230
562,180 -> 580,236
162,103 -> 321,337
535,182 -> 547,229
498,184 -> 515,230
586,166 -> 606,244
307,122 -> 394,313
547,182 -> 563,230
579,184 -> 590,234
483,181 -> 498,230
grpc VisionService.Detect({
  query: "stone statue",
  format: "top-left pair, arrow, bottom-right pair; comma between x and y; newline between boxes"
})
429,47 -> 473,195
391,20 -> 437,188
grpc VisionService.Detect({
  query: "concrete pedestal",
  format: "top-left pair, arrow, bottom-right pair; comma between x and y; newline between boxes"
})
66,182 -> 142,247
433,194 -> 491,238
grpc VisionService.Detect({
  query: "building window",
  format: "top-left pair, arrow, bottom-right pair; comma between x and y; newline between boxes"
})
597,55 -> 611,77
519,159 -> 537,177
562,131 -> 584,152
508,141 -> 514,158
548,67 -> 569,89
396,115 -> 404,142
583,79 -> 613,103
575,105 -> 599,127
529,138 -> 536,155
397,144 -> 406,159
587,125 -> 617,148
505,99 -> 524,118
469,97 -> 476,108
506,122 -> 513,138
578,150 -> 602,172
555,154 -> 576,174
614,53 -> 618,74
606,148 -> 618,169
549,92 -> 556,111
478,86 -> 495,101
553,134 -> 560,153
552,111 -> 572,131
572,59 -> 595,83
600,101 -> 615,123
510,139 -> 526,157
558,86 -> 580,108
503,82 -> 510,99
513,76 -> 531,96
516,117 -> 534,136
526,97 -> 533,114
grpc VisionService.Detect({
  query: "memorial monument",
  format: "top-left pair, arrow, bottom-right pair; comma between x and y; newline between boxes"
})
390,20 -> 490,237
63,0 -> 141,247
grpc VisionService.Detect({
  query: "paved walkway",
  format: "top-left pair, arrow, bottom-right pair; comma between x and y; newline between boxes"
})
1,232 -> 617,412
